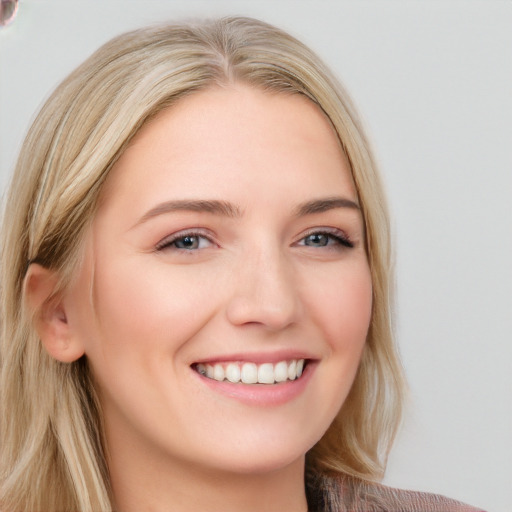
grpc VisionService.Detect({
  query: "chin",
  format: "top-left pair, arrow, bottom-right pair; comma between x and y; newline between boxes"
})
190,431 -> 318,476
211,450 -> 306,476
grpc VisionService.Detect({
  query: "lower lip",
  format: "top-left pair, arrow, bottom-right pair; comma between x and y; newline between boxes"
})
193,362 -> 316,406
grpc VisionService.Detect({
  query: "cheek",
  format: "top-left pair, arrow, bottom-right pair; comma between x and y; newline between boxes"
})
88,258 -> 221,359
308,261 -> 373,352
293,261 -> 372,439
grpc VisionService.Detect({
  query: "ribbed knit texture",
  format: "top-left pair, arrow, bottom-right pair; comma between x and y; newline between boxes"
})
305,470 -> 485,512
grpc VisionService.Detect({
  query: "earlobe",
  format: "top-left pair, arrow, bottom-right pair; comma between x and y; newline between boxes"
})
24,263 -> 85,363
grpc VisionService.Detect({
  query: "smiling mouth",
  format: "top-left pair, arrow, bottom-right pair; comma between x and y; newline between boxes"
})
192,359 -> 306,385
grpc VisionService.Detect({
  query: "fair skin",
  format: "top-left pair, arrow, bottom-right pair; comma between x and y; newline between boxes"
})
27,85 -> 372,512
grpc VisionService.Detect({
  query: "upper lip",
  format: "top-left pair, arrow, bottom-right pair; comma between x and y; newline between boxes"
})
191,350 -> 317,365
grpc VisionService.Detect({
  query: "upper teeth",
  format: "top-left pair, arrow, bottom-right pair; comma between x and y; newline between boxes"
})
195,359 -> 305,384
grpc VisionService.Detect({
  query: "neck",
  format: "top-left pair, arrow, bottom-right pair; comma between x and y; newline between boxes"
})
109,444 -> 308,512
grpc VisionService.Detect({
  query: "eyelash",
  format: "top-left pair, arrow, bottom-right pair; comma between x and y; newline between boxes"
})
297,228 -> 354,250
155,229 -> 215,252
155,228 -> 354,252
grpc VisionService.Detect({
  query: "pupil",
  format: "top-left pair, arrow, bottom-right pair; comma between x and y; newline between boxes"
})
177,236 -> 198,249
307,234 -> 327,246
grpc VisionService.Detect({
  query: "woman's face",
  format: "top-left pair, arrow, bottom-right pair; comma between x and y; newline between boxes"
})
64,85 -> 372,476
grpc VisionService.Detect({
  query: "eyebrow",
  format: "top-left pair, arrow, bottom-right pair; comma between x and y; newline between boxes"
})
134,196 -> 359,227
293,197 -> 360,216
135,199 -> 242,226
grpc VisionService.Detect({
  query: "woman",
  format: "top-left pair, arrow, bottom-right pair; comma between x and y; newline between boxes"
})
0,17 -> 483,512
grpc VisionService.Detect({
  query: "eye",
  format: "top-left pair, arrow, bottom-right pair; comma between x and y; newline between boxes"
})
298,229 -> 354,249
156,231 -> 214,251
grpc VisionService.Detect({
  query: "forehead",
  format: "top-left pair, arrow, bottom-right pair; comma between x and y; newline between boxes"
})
98,84 -> 356,216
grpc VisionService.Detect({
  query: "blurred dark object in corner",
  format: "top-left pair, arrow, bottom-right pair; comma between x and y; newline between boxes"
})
0,0 -> 19,27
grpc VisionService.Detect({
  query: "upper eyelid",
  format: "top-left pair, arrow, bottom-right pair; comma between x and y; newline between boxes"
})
300,226 -> 346,235
296,226 -> 351,240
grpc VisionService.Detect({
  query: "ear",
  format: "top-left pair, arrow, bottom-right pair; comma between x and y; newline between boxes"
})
24,263 -> 85,363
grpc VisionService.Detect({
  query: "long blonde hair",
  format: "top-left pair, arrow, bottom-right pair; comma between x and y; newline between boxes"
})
0,17 -> 405,512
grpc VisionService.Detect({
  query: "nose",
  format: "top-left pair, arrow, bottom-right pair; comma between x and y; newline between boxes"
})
225,246 -> 302,331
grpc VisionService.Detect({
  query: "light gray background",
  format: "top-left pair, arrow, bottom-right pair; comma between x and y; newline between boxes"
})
1,1 -> 510,511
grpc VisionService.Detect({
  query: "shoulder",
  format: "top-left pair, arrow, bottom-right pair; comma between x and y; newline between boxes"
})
308,472 -> 485,512
358,483 -> 485,512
